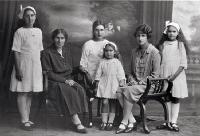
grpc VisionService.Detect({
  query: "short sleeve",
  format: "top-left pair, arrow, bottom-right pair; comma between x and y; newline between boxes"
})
12,30 -> 22,52
179,42 -> 187,69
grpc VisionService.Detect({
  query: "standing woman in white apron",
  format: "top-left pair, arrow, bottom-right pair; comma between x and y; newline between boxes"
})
10,6 -> 43,131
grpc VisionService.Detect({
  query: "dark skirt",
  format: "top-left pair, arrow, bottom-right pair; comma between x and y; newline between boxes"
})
48,80 -> 88,115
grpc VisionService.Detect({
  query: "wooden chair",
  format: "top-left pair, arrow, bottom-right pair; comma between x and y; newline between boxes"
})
72,67 -> 101,127
136,77 -> 173,134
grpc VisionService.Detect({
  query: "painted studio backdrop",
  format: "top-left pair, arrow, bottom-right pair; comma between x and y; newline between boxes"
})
0,0 -> 200,116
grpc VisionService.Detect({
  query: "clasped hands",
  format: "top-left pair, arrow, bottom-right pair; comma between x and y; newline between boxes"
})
65,79 -> 75,86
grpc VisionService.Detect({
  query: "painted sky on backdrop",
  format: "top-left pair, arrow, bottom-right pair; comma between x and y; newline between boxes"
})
173,1 -> 200,41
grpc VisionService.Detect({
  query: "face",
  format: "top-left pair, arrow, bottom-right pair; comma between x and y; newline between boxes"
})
136,33 -> 148,47
94,25 -> 105,40
23,10 -> 36,27
104,45 -> 115,59
54,33 -> 65,49
167,26 -> 178,41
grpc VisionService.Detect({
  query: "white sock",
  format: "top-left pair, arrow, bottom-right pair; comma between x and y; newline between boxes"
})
128,113 -> 136,124
102,113 -> 108,123
167,102 -> 172,122
108,113 -> 115,123
171,103 -> 180,124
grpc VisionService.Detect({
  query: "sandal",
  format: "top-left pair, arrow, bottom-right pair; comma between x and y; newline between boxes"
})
20,122 -> 33,131
99,122 -> 107,130
106,123 -> 113,131
170,123 -> 179,132
116,123 -> 127,134
156,122 -> 171,130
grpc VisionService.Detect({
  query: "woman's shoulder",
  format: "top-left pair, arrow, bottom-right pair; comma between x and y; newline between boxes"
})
148,44 -> 159,54
42,45 -> 54,55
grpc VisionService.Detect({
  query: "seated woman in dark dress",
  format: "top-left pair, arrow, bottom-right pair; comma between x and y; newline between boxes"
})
41,29 -> 88,133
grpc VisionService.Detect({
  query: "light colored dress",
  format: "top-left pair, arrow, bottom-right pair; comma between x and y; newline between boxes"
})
95,58 -> 126,99
161,40 -> 188,98
10,27 -> 43,92
118,44 -> 161,103
80,39 -> 116,80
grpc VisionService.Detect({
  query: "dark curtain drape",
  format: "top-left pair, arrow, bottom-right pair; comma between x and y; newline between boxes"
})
0,0 -> 18,113
139,1 -> 173,45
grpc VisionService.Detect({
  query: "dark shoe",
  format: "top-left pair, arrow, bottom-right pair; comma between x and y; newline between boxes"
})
76,124 -> 87,134
106,123 -> 113,131
156,122 -> 171,130
116,123 -> 127,134
124,122 -> 137,133
99,122 -> 107,130
170,123 -> 179,132
20,122 -> 33,131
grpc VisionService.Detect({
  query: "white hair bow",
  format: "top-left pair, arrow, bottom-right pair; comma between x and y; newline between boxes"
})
163,21 -> 180,34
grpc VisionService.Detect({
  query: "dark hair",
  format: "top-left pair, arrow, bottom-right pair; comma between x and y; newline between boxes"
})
103,43 -> 119,59
51,29 -> 68,41
157,28 -> 189,55
92,20 -> 105,39
134,24 -> 152,39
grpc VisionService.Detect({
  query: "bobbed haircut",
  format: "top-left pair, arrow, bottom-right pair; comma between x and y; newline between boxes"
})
51,29 -> 68,41
134,24 -> 152,39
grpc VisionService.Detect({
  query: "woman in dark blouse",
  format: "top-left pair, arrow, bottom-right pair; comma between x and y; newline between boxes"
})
41,29 -> 88,133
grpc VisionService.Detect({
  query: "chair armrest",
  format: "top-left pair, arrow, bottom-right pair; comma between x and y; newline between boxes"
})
43,71 -> 48,92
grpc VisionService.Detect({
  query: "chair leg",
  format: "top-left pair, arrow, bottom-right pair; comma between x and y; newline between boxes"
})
139,102 -> 150,134
156,98 -> 168,121
97,99 -> 101,117
88,100 -> 93,127
34,92 -> 45,120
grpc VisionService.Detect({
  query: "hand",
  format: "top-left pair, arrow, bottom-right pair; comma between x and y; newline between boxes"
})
168,75 -> 176,82
119,79 -> 125,87
65,79 -> 75,86
138,80 -> 146,85
15,70 -> 23,81
79,66 -> 88,73
127,76 -> 134,83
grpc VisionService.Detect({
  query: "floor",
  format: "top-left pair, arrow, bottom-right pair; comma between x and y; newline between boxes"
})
0,111 -> 200,136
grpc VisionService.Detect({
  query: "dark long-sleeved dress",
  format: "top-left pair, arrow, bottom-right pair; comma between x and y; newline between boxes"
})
41,45 -> 88,115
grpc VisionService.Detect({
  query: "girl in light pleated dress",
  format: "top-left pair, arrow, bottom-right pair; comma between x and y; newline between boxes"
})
94,43 -> 126,131
157,21 -> 189,132
10,6 -> 43,131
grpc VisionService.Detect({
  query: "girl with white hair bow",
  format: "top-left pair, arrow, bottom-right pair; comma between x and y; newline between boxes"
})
10,6 -> 43,131
157,21 -> 189,132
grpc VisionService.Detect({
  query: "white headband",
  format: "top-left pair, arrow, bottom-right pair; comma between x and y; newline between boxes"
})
163,21 -> 180,34
104,41 -> 117,50
18,6 -> 36,19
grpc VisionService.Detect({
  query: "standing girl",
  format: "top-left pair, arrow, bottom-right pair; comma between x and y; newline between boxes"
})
94,43 -> 126,131
10,6 -> 43,130
157,21 -> 189,132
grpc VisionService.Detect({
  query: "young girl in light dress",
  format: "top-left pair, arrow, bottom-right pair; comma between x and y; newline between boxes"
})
10,6 -> 43,131
94,43 -> 126,131
157,21 -> 189,132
